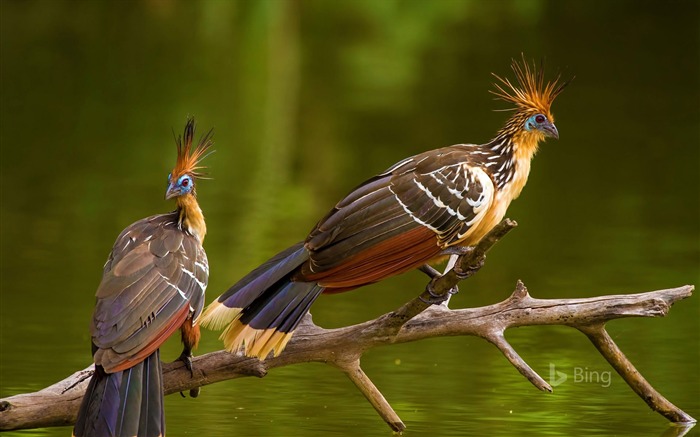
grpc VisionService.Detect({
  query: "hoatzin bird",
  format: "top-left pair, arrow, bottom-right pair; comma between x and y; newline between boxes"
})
73,118 -> 212,437
201,57 -> 568,359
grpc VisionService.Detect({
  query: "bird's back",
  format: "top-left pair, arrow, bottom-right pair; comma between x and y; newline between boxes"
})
91,211 -> 208,373
299,143 -> 499,290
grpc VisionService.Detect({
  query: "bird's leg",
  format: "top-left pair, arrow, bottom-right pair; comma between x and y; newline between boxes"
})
418,264 -> 441,279
178,320 -> 201,398
177,344 -> 201,398
418,245 -> 484,305
177,345 -> 195,376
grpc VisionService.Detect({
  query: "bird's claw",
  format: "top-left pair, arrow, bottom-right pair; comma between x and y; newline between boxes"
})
419,281 -> 459,305
178,351 -> 195,377
177,351 -> 201,398
452,255 -> 486,279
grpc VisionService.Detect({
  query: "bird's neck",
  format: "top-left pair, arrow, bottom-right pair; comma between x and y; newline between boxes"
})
510,130 -> 541,169
177,194 -> 207,243
485,127 -> 542,199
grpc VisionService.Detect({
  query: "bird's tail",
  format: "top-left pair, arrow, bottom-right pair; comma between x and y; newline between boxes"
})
73,350 -> 164,437
200,242 -> 324,359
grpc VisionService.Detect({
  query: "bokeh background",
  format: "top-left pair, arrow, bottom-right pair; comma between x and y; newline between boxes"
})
1,1 -> 698,436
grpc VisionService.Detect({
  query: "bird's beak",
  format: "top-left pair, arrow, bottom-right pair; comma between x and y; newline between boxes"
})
165,183 -> 180,200
541,120 -> 559,139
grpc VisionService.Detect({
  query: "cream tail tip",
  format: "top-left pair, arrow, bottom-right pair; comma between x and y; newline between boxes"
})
221,321 -> 295,360
199,300 -> 242,331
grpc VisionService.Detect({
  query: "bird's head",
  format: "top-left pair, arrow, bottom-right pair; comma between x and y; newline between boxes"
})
165,117 -> 214,200
165,172 -> 195,200
523,112 -> 559,140
491,55 -> 572,143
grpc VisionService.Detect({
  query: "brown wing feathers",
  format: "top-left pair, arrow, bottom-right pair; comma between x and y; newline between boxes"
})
306,175 -> 396,248
303,225 -> 440,290
91,213 -> 207,373
104,305 -> 190,374
305,174 -> 403,264
300,150 -> 493,288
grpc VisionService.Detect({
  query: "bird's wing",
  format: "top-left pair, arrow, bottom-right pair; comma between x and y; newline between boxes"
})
391,147 -> 495,247
301,145 -> 495,288
90,213 -> 208,373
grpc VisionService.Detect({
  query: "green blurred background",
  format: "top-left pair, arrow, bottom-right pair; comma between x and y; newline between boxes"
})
1,0 -> 698,436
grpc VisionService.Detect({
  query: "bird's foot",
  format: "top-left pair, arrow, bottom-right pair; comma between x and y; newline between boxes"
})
419,280 -> 459,305
178,351 -> 195,376
437,245 -> 486,279
177,351 -> 201,398
452,254 -> 486,280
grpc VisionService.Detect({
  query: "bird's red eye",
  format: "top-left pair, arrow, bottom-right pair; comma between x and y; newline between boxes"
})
181,178 -> 189,187
535,114 -> 546,124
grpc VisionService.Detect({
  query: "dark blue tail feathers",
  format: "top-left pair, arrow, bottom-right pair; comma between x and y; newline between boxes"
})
73,350 -> 164,437
218,242 -> 309,310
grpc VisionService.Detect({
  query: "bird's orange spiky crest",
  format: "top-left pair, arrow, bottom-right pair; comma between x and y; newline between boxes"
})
172,117 -> 214,181
490,55 -> 571,117
171,117 -> 213,243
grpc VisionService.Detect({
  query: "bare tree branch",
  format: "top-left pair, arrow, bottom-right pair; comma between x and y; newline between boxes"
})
578,323 -> 695,424
337,360 -> 405,432
0,284 -> 695,431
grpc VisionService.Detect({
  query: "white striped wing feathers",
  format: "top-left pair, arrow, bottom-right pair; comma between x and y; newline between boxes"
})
390,161 -> 494,247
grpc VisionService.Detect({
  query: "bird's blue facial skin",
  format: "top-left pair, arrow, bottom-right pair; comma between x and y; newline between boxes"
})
176,175 -> 193,194
525,113 -> 548,132
165,173 -> 193,199
524,113 -> 559,139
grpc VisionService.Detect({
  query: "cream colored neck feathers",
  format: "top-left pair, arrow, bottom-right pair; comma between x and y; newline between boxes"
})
177,194 -> 207,243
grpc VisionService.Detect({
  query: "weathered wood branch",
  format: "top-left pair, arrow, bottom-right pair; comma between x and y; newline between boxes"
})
0,219 -> 696,432
1,284 -> 695,432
